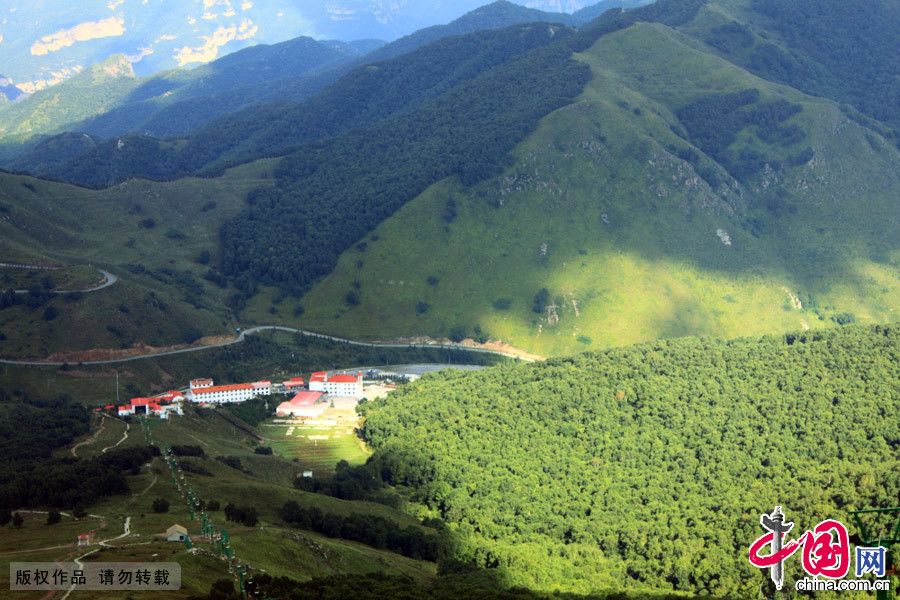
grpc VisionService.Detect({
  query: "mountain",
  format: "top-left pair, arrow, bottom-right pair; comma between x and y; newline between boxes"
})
1,0 -> 898,361
570,0 -> 653,22
364,0 -> 573,62
0,0 -> 629,100
0,55 -> 136,145
0,36 -> 374,150
289,0 -> 900,355
0,0 -> 645,156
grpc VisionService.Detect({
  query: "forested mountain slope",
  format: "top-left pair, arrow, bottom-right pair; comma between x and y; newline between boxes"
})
296,0 -> 900,356
361,324 -> 900,596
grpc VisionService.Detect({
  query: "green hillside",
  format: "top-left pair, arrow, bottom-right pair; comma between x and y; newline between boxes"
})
0,395 -> 440,598
0,160 -> 276,358
361,324 -> 900,596
298,15 -> 900,356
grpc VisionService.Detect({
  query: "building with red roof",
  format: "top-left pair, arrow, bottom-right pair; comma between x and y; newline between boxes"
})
308,372 -> 363,398
276,391 -> 325,418
188,380 -> 272,404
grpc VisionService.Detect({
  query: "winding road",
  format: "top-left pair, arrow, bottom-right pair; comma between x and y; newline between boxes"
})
0,325 -> 538,366
11,269 -> 118,295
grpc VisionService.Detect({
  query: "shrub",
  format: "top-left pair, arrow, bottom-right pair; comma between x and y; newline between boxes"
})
72,506 -> 87,519
0,509 -> 11,526
415,301 -> 430,315
345,291 -> 360,306
46,510 -> 61,525
196,250 -> 211,265
138,218 -> 156,229
12,512 -> 23,528
206,500 -> 220,511
254,446 -> 273,455
532,288 -> 550,314
832,312 -> 856,326
492,298 -> 512,311
448,326 -> 466,343
152,498 -> 170,513
42,306 -> 58,321
427,275 -> 439,286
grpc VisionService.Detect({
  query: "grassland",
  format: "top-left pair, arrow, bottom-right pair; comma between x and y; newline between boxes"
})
0,159 -> 277,359
0,401 -> 436,598
264,423 -> 371,475
298,21 -> 900,356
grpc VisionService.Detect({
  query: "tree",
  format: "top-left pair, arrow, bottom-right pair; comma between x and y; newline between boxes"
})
42,306 -> 59,321
532,288 -> 550,314
72,506 -> 87,519
152,498 -> 170,513
46,510 -> 61,525
12,512 -> 23,528
0,509 -> 10,526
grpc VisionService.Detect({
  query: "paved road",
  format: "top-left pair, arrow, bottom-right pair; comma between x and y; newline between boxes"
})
0,325 -> 536,366
11,268 -> 118,295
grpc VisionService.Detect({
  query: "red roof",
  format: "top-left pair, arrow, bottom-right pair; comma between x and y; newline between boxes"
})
149,403 -> 161,411
328,374 -> 360,384
287,391 -> 324,407
119,405 -> 132,411
310,372 -> 327,382
193,383 -> 254,395
130,398 -> 152,406
104,404 -> 115,410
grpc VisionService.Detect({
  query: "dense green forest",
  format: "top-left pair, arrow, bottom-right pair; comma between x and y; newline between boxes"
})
705,0 -> 900,145
360,324 -> 899,596
219,39 -> 588,293
0,390 -> 157,510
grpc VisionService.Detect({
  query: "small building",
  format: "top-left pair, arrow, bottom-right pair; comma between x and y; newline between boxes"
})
117,404 -> 133,417
276,391 -> 326,418
166,524 -> 188,542
302,471 -> 314,478
77,532 -> 94,546
309,372 -> 363,399
190,378 -> 214,391
282,377 -> 306,394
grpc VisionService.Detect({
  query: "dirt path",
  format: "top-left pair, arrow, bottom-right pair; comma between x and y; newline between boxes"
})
59,517 -> 131,600
70,414 -> 108,458
11,268 -> 118,295
100,419 -> 130,454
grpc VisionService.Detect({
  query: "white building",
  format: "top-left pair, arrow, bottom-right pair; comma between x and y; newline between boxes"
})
189,380 -> 272,404
308,372 -> 363,398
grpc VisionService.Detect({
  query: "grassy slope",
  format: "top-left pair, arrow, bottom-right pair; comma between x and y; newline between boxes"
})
0,404 -> 436,598
298,21 -> 900,357
0,159 -> 276,358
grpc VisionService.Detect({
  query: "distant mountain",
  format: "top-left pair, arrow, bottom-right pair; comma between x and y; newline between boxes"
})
570,0 -> 653,22
366,0 -> 573,62
0,56 -> 137,145
0,0 -> 636,100
0,36 -> 373,152
3,0 -> 626,165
